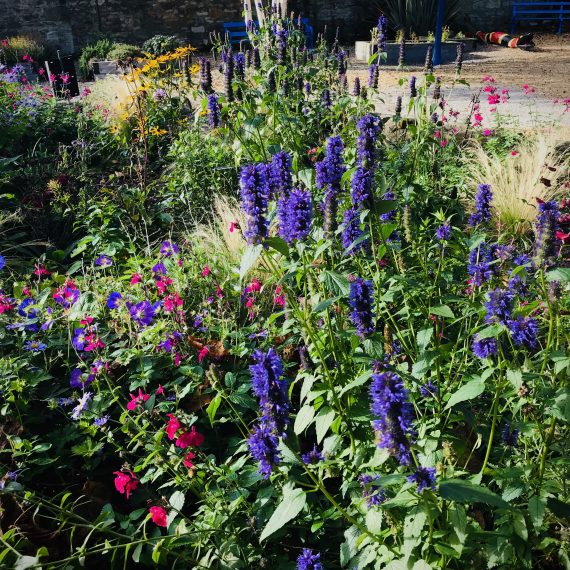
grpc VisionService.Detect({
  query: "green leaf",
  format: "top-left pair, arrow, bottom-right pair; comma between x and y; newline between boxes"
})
545,388 -> 570,423
294,405 -> 315,434
528,495 -> 546,529
545,267 -> 570,282
260,484 -> 306,541
339,371 -> 373,397
506,369 -> 523,390
315,406 -> 336,443
206,394 -> 222,426
374,200 -> 397,215
313,296 -> 341,313
476,325 -> 503,339
169,490 -> 185,512
512,511 -> 528,541
430,305 -> 455,319
444,378 -> 485,410
322,271 -> 350,296
265,237 -> 289,257
239,244 -> 262,280
365,509 -> 383,534
416,327 -> 433,353
439,480 -> 511,509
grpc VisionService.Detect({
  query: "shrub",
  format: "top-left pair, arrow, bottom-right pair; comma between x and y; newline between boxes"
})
106,43 -> 142,62
142,34 -> 183,56
78,38 -> 114,79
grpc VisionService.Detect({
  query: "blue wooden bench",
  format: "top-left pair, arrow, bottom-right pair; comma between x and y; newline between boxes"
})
511,1 -> 570,34
222,19 -> 315,48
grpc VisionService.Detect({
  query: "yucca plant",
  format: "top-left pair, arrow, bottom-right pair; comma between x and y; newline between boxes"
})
365,0 -> 467,35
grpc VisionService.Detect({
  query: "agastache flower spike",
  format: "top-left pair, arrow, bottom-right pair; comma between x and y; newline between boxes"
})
207,93 -> 221,128
368,64 -> 379,88
377,14 -> 388,53
269,151 -> 292,197
370,371 -> 414,465
409,75 -> 417,97
533,200 -> 559,267
240,163 -> 270,244
469,183 -> 493,226
349,277 -> 375,336
356,114 -> 380,167
278,188 -> 313,243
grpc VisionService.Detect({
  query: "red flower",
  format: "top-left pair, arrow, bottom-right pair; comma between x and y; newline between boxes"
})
556,230 -> 570,244
127,389 -> 150,411
113,471 -> 138,499
198,346 -> 209,363
201,265 -> 211,277
130,273 -> 142,285
149,506 -> 168,527
175,426 -> 205,449
183,451 -> 196,468
165,414 -> 181,440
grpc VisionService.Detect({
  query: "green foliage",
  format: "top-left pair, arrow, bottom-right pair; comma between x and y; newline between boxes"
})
78,38 -> 114,79
142,35 -> 183,56
0,35 -> 47,65
106,43 -> 142,62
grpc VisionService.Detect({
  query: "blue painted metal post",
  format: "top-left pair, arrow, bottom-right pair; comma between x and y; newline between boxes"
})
433,0 -> 446,66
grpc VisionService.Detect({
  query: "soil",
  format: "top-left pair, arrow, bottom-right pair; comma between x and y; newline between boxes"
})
347,33 -> 570,100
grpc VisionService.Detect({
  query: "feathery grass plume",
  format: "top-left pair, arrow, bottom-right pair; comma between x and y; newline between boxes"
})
466,132 -> 570,233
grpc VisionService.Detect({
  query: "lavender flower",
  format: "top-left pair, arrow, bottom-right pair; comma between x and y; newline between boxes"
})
370,371 -> 413,465
207,93 -> 221,128
467,242 -> 497,286
199,57 -> 212,92
322,89 -> 332,109
398,38 -> 406,68
94,415 -> 110,427
342,208 -> 368,253
250,348 -> 289,432
351,166 -> 373,208
420,380 -> 438,398
472,335 -> 498,359
317,136 -> 345,238
436,222 -> 451,241
276,29 -> 288,65
377,14 -> 388,53
469,183 -> 493,226
501,422 -> 519,447
353,77 -> 361,97
336,50 -> 347,77
240,163 -> 270,244
407,466 -> 436,493
356,114 -> 380,168
278,188 -> 313,243
455,42 -> 465,74
368,64 -> 379,90
360,474 -> 386,507
234,52 -> 246,81
395,95 -> 402,116
484,288 -> 514,325
297,549 -> 323,570
533,200 -> 559,267
507,316 -> 539,349
424,45 -> 434,73
72,327 -> 86,350
409,75 -> 417,98
253,46 -> 261,69
304,81 -> 311,95
248,420 -> 280,478
301,445 -> 324,465
268,69 -> 276,93
269,151 -> 292,197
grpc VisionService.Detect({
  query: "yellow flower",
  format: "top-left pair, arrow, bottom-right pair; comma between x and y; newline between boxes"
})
148,127 -> 168,136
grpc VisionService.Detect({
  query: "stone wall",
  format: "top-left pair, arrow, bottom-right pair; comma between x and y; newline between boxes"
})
0,0 -> 519,55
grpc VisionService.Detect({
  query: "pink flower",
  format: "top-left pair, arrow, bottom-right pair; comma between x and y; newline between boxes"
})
166,413 -> 181,439
198,346 -> 209,363
273,286 -> 285,306
156,384 -> 164,395
511,150 -> 519,156
175,426 -> 205,449
130,273 -> 142,285
149,506 -> 168,527
245,278 -> 261,293
483,128 -> 493,137
201,266 -> 211,277
1,39 -> 7,48
38,68 -> 45,76
60,73 -> 70,85
113,471 -> 138,499
440,140 -> 448,147
81,87 -> 91,97
127,389 -> 150,411
229,221 -> 239,233
183,451 -> 196,468
174,352 -> 182,366
434,131 -> 440,139
215,286 -> 224,299
487,94 -> 500,106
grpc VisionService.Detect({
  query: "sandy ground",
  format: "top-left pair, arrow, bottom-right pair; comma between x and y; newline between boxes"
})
347,33 -> 570,100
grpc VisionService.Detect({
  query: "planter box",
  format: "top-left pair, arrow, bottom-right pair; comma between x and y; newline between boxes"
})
354,39 -> 477,64
92,60 -> 120,80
